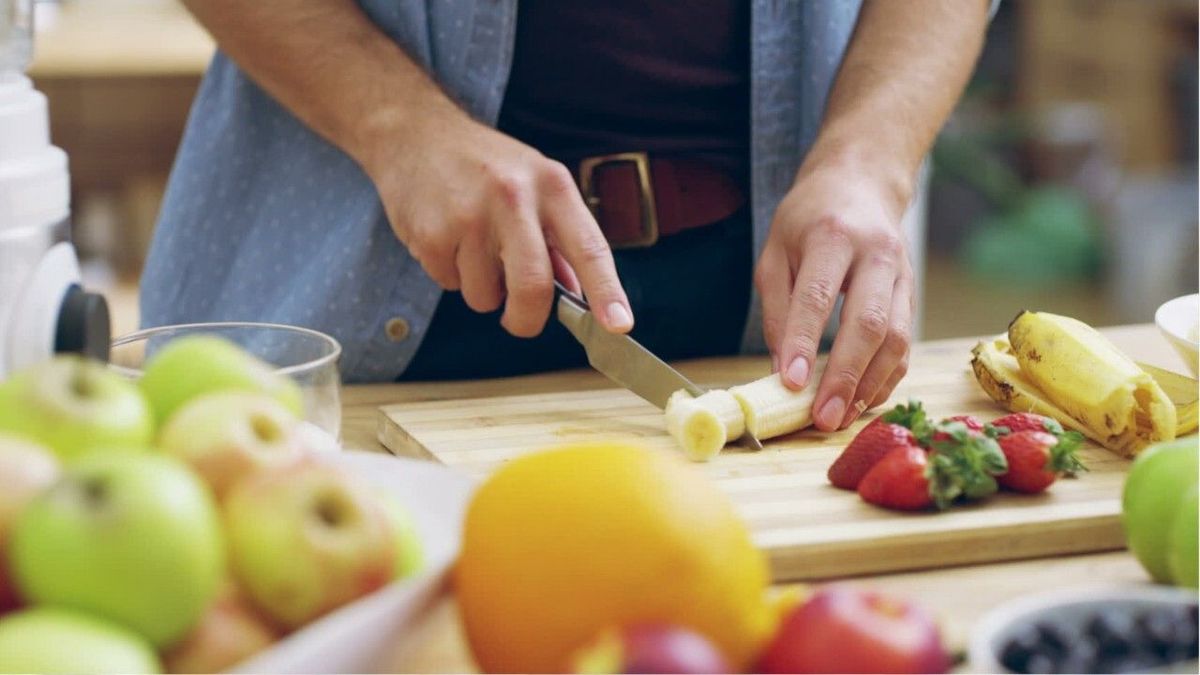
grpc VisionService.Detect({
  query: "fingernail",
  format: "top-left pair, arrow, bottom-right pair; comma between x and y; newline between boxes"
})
606,303 -> 633,331
786,357 -> 809,388
820,396 -> 846,430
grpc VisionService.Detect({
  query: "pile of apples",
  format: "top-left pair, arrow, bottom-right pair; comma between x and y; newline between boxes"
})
0,337 -> 423,674
567,586 -> 950,674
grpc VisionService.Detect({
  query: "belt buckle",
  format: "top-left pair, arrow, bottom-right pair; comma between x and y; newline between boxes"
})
578,151 -> 659,249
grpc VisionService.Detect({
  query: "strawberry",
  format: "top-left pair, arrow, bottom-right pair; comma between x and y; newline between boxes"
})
996,430 -> 1086,494
926,425 -> 1010,508
927,415 -> 989,447
991,412 -> 1065,437
828,401 -> 928,490
946,415 -> 985,433
857,445 -> 933,511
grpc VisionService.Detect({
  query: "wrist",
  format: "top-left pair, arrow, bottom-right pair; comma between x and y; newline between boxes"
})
798,123 -> 921,218
350,91 -> 465,183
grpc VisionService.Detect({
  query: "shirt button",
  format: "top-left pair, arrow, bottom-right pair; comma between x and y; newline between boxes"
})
384,317 -> 410,342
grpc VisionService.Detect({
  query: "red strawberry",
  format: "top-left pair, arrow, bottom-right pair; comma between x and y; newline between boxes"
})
827,402 -> 927,490
928,415 -> 987,446
992,413 -> 1064,437
996,430 -> 1086,494
946,415 -> 985,432
857,445 -> 933,511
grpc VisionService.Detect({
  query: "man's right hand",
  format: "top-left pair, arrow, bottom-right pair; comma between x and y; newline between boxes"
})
367,114 -> 634,338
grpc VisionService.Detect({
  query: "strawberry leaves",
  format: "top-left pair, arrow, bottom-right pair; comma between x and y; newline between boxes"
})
926,422 -> 1009,509
881,400 -> 931,438
1046,430 -> 1086,476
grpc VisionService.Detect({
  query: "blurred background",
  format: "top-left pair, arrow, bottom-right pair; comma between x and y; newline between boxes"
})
28,0 -> 1200,339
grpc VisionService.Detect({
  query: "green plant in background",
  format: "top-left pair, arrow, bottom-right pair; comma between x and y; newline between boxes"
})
933,128 -> 1104,287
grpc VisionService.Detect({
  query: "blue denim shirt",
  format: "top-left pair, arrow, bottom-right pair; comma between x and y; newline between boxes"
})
142,1 -> 988,382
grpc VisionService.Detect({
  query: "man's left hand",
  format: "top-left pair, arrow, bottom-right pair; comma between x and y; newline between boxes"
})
755,159 -> 915,432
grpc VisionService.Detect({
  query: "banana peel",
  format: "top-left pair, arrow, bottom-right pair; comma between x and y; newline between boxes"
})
1009,311 -> 1176,455
1137,362 -> 1198,436
971,312 -> 1196,457
971,338 -> 1109,448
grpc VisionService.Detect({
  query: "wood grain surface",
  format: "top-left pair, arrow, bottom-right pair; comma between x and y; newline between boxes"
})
374,334 -> 1171,581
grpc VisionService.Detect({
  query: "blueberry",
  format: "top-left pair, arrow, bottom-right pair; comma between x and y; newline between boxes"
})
1086,610 -> 1134,657
1025,653 -> 1056,674
1000,626 -> 1041,672
1057,641 -> 1098,673
1035,621 -> 1071,655
1135,609 -> 1178,656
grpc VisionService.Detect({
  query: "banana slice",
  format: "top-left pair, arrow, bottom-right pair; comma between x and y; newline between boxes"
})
728,369 -> 819,441
663,390 -> 745,462
1008,311 -> 1176,455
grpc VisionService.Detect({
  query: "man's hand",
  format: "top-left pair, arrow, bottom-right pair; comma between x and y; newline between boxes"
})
758,0 -> 989,430
181,0 -> 632,340
756,158 -> 914,432
368,114 -> 633,338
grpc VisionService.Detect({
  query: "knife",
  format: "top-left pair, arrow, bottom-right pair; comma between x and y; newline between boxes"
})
554,281 -> 764,451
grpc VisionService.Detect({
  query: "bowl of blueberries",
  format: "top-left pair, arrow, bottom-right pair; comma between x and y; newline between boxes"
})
970,584 -> 1199,673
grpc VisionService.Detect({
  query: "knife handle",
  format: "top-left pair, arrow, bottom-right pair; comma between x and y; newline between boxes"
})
553,280 -> 589,311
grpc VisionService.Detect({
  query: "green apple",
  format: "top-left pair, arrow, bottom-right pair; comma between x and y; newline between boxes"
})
0,356 -> 153,461
10,453 -> 225,647
139,335 -> 303,427
1122,436 -> 1199,584
224,460 -> 395,628
1168,485 -> 1199,588
159,391 -> 304,499
164,583 -> 279,674
0,607 -> 161,674
0,435 -> 59,612
377,491 -> 426,580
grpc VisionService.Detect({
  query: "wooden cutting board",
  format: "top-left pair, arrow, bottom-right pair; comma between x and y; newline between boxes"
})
377,340 -> 1131,581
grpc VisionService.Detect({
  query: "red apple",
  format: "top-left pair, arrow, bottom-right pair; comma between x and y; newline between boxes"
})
760,586 -> 950,674
223,460 -> 396,628
164,583 -> 280,674
0,435 -> 59,612
571,623 -> 731,674
158,392 -> 305,499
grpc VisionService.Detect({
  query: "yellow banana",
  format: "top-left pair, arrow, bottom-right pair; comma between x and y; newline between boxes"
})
1137,362 -> 1198,436
971,337 -> 1107,445
1007,311 -> 1176,456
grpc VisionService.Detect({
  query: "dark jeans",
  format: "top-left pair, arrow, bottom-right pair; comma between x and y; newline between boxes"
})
399,208 -> 752,381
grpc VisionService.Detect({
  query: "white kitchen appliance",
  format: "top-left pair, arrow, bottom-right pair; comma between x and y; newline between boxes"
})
0,0 -> 109,378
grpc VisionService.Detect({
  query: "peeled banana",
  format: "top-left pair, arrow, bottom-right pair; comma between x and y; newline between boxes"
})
972,311 -> 1180,456
662,366 -> 822,461
663,390 -> 745,462
728,371 -> 819,441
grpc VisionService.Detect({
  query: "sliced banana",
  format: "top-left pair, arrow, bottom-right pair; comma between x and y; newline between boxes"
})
1008,311 -> 1176,455
663,390 -> 745,462
728,369 -> 819,441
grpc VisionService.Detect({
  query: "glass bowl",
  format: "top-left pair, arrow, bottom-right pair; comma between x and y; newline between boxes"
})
110,322 -> 343,438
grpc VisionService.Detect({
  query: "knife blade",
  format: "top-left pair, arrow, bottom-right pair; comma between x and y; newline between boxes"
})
554,281 -> 763,451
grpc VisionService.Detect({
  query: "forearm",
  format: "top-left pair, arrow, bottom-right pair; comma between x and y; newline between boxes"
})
182,0 -> 461,177
803,0 -> 990,210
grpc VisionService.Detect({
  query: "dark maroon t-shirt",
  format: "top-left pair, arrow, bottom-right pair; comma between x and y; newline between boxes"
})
497,1 -> 750,183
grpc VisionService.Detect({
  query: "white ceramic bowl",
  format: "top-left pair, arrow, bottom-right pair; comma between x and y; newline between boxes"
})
969,584 -> 1199,673
1156,293 -> 1199,376
231,450 -> 475,674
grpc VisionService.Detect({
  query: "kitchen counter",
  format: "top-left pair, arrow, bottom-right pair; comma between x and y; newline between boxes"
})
339,323 -> 1187,672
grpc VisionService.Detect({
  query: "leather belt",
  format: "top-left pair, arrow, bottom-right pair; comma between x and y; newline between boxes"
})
575,151 -> 746,249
